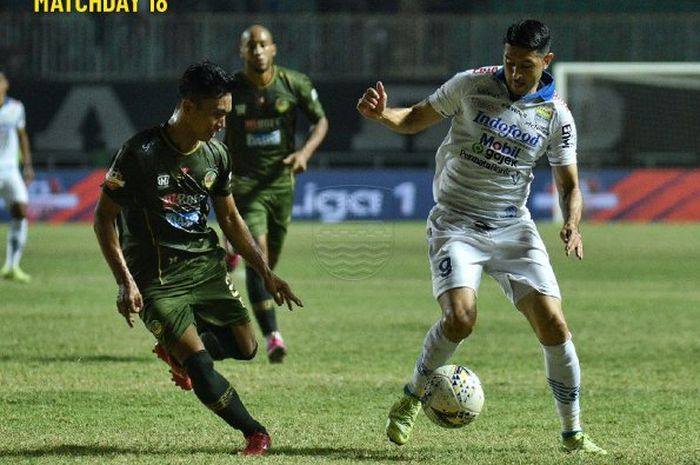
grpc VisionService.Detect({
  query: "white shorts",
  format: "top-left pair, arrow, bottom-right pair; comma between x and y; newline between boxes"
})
0,169 -> 29,206
427,206 -> 561,304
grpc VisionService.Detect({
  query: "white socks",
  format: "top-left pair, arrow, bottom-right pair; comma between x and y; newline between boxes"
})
4,218 -> 28,269
408,320 -> 461,397
543,337 -> 582,433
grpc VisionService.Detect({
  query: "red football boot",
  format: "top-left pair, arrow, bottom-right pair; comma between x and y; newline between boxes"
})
241,432 -> 271,456
152,342 -> 192,391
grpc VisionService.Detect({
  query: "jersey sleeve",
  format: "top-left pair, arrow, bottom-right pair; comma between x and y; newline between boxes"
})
546,102 -> 578,166
212,142 -> 233,197
294,73 -> 326,124
16,102 -> 26,130
102,144 -> 137,206
427,71 -> 471,117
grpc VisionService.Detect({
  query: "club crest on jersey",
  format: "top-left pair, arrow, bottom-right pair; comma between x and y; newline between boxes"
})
157,174 -> 170,189
275,98 -> 291,113
104,168 -> 125,190
203,170 -> 217,189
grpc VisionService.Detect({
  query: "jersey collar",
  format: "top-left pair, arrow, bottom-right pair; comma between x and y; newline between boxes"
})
495,67 -> 555,102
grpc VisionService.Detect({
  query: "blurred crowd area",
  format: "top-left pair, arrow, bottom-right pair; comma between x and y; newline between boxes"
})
3,0 -> 700,14
2,0 -> 699,170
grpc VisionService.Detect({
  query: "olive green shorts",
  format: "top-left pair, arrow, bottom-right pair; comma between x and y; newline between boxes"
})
235,188 -> 293,257
139,260 -> 250,352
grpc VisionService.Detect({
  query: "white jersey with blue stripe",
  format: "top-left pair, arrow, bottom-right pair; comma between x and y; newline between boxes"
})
427,66 -> 577,225
0,97 -> 26,173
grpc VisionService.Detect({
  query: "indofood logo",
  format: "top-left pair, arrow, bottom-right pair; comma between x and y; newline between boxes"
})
472,111 -> 541,147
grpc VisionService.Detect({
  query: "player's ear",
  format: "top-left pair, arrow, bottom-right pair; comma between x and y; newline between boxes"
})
543,52 -> 555,69
181,98 -> 196,115
271,43 -> 277,59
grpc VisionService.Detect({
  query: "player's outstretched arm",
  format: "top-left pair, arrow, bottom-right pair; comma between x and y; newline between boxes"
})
282,116 -> 328,174
213,195 -> 303,310
93,193 -> 143,327
356,81 -> 443,134
553,164 -> 584,260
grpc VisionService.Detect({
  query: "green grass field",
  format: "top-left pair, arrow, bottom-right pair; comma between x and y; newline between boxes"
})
1,221 -> 699,465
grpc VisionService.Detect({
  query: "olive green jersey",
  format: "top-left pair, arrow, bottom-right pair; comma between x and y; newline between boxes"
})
225,66 -> 325,191
102,124 -> 232,287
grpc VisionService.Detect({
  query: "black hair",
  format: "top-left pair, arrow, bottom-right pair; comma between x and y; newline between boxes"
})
504,19 -> 551,55
178,60 -> 233,102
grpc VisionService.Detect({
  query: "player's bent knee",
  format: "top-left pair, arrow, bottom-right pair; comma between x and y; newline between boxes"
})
184,350 -> 215,379
442,309 -> 475,341
234,341 -> 258,361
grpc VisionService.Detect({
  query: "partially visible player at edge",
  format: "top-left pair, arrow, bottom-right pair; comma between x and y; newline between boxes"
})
357,19 -> 607,455
0,70 -> 33,283
93,61 -> 303,456
223,24 -> 328,363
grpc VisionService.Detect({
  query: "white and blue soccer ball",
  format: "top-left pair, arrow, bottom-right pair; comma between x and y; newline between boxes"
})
421,364 -> 485,429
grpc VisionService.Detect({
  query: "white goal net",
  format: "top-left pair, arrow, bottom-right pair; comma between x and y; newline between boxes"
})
554,62 -> 700,169
550,62 -> 700,221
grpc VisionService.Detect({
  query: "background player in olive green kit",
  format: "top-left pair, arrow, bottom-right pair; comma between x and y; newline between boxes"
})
93,61 -> 303,456
224,24 -> 328,363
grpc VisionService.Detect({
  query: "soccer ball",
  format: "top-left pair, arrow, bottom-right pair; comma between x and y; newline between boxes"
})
421,364 -> 484,429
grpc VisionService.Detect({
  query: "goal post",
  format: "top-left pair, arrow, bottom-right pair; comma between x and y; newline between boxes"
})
550,62 -> 700,222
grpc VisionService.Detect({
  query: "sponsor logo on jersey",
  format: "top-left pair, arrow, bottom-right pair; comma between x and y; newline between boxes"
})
474,66 -> 500,75
203,170 -> 217,189
157,174 -> 170,189
459,148 -> 512,178
275,98 -> 291,113
244,118 -> 279,131
165,210 -> 201,230
160,192 -> 206,208
472,111 -> 542,147
561,124 -> 573,149
246,130 -> 282,147
472,133 -> 521,167
104,168 -> 125,190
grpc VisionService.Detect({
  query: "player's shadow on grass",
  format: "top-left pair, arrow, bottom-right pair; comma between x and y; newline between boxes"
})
0,444 -> 223,458
269,446 -> 407,461
0,354 -> 149,363
1,444 -> 408,461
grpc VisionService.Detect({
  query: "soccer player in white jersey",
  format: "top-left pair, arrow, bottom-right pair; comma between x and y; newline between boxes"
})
0,70 -> 33,283
357,19 -> 606,455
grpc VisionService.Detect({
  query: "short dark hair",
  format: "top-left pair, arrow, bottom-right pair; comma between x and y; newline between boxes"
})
178,60 -> 233,101
504,19 -> 551,55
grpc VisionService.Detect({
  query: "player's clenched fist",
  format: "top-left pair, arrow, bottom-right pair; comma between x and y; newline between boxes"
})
357,81 -> 387,120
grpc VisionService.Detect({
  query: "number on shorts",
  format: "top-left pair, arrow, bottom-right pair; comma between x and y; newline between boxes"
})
438,257 -> 452,278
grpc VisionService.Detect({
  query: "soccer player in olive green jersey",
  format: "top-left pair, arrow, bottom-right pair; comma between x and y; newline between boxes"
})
93,61 -> 303,456
224,24 -> 328,363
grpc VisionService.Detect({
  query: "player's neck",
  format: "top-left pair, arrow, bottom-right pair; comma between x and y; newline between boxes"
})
244,66 -> 275,87
164,119 -> 199,155
0,94 -> 6,106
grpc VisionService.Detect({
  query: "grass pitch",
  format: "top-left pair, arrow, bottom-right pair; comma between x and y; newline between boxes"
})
1,221 -> 699,465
